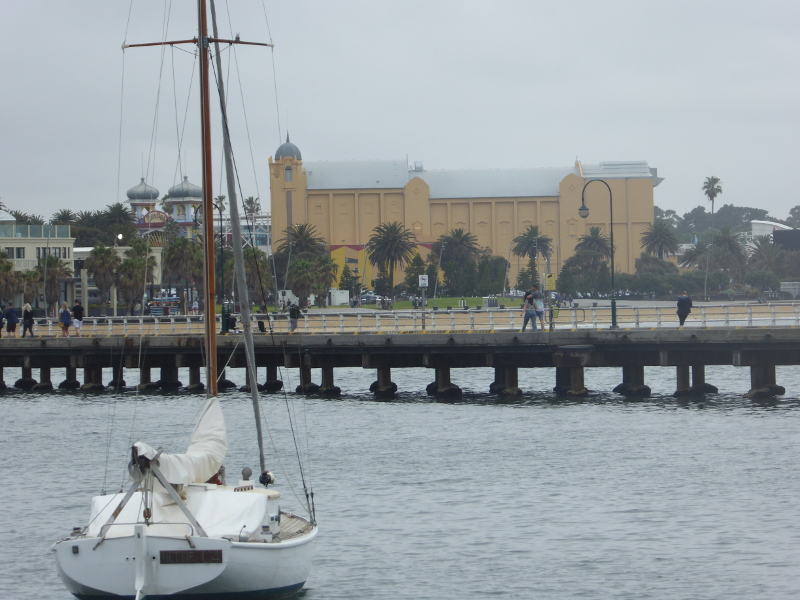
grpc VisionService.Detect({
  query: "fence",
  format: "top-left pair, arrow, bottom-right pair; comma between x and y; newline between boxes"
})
24,303 -> 800,337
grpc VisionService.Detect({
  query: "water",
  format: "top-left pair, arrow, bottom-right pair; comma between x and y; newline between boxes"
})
2,364 -> 800,599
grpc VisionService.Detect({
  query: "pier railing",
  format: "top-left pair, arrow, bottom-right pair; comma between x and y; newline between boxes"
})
28,302 -> 800,337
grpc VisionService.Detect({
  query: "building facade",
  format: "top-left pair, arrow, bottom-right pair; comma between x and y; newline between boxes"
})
268,138 -> 662,286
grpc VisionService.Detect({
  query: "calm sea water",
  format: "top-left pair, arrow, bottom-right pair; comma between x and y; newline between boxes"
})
2,364 -> 800,599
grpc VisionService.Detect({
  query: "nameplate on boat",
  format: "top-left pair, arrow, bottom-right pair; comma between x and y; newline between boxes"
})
160,550 -> 222,565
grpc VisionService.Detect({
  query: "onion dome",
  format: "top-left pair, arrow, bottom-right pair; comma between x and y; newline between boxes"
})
126,178 -> 159,200
168,175 -> 202,199
275,133 -> 301,160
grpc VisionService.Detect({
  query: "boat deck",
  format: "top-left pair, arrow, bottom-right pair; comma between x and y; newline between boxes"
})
279,512 -> 315,540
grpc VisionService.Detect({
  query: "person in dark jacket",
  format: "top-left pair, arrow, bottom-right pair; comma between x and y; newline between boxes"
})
677,291 -> 692,326
4,301 -> 19,338
21,303 -> 34,338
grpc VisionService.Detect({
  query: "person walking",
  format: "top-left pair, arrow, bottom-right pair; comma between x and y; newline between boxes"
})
72,299 -> 85,337
21,303 -> 34,338
521,285 -> 543,332
59,301 -> 71,337
4,302 -> 18,338
288,302 -> 301,332
677,291 -> 692,326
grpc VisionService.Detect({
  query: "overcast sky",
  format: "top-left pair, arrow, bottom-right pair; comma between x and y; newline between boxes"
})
2,1 -> 798,222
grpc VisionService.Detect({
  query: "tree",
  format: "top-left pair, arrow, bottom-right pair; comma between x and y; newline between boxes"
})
287,258 -> 316,307
35,254 -> 73,313
512,225 -> 552,286
163,237 -> 201,313
242,248 -> 274,307
50,209 -> 76,224
575,226 -> 612,268
713,226 -> 747,282
640,220 -> 679,259
243,197 -> 261,216
0,252 -> 21,303
403,253 -> 427,294
310,255 -> 339,307
512,225 -> 552,261
680,241 -> 711,268
429,228 -> 481,297
702,176 -> 723,216
366,221 -> 416,292
339,264 -> 354,291
277,223 -> 327,257
115,258 -> 148,313
85,244 -> 121,315
20,269 -> 40,305
10,210 -> 44,225
748,235 -> 785,275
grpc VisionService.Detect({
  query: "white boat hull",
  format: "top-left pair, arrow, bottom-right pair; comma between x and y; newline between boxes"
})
53,525 -> 317,599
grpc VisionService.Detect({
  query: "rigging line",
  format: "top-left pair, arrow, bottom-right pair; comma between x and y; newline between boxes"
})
208,58 -> 272,312
259,0 -> 283,144
102,342 -> 126,494
170,46 -> 183,182
144,1 -> 172,190
230,43 -> 262,204
171,48 -> 198,187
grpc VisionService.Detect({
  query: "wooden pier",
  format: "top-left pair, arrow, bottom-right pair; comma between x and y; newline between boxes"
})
1,327 -> 797,400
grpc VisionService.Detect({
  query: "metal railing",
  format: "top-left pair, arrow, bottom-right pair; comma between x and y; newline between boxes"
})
21,302 -> 800,337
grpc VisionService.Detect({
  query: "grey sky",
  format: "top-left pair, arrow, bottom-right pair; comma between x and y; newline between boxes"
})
2,1 -> 798,223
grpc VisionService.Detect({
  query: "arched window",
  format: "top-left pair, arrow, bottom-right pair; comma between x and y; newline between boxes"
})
285,166 -> 293,182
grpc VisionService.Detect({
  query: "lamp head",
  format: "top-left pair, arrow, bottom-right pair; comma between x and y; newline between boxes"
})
578,204 -> 590,219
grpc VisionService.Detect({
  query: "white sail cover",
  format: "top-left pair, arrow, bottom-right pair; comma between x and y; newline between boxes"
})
134,396 -> 227,485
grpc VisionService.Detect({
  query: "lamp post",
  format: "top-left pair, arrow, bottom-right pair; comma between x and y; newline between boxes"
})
578,179 -> 617,329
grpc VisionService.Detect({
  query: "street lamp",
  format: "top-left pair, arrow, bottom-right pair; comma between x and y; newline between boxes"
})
578,179 -> 617,329
352,268 -> 361,307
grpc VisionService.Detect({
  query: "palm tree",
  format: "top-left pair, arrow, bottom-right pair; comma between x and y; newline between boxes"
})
702,176 -> 722,299
0,252 -> 21,303
85,244 -> 121,315
310,255 -> 340,307
713,226 -> 747,282
120,239 -> 157,308
640,220 -> 679,259
512,225 -> 553,261
366,221 -> 416,290
50,209 -> 76,225
242,248 -> 273,307
680,240 -> 711,268
702,176 -> 723,216
287,258 -> 316,307
277,223 -> 327,257
20,269 -> 40,305
102,203 -> 135,227
243,197 -> 261,216
116,258 -> 148,314
9,210 -> 45,225
749,235 -> 785,274
35,254 -> 73,313
163,237 -> 201,312
575,226 -> 613,268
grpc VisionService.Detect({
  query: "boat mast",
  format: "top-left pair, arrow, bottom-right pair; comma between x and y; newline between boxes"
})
209,0 -> 267,474
198,0 -> 218,397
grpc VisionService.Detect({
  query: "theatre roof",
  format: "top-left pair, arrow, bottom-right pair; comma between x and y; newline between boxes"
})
303,159 -> 661,199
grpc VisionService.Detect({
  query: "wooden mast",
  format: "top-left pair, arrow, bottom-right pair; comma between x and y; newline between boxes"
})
198,0 -> 218,396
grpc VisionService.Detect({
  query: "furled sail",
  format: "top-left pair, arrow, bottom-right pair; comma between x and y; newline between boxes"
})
133,396 -> 227,485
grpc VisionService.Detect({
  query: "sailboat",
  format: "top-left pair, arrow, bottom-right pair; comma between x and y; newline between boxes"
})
51,3 -> 317,598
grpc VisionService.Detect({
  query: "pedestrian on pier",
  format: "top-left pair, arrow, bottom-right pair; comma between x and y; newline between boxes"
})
72,300 -> 84,337
21,303 -> 34,338
677,291 -> 692,326
59,302 -> 71,337
4,302 -> 18,338
288,302 -> 301,332
521,285 -> 543,332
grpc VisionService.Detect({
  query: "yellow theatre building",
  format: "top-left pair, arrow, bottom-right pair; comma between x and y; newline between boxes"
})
268,136 -> 662,287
